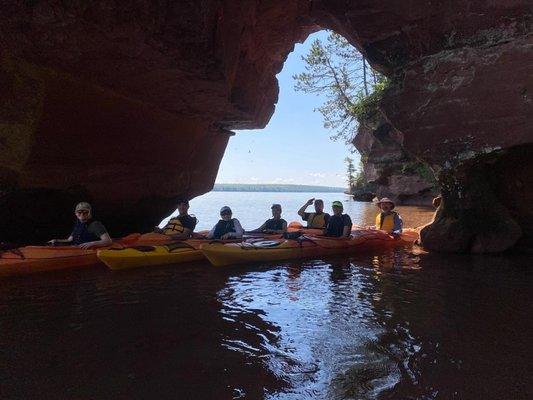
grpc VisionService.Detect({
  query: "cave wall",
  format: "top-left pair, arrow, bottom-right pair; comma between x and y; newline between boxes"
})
0,0 -> 316,242
1,0 -> 532,250
352,115 -> 438,206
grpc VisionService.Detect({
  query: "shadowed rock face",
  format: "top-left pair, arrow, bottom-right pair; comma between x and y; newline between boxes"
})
352,116 -> 438,206
0,1 -> 531,251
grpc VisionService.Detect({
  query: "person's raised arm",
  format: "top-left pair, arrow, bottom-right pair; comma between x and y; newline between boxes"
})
298,198 -> 314,218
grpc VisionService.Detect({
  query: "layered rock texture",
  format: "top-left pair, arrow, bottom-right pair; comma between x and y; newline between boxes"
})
1,1 -> 531,252
352,115 -> 438,206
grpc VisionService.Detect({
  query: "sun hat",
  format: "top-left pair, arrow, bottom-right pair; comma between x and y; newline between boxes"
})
332,201 -> 343,208
75,202 -> 92,211
220,206 -> 232,214
377,197 -> 395,209
271,204 -> 282,210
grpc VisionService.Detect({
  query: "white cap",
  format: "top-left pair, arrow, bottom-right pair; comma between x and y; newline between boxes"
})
75,202 -> 92,211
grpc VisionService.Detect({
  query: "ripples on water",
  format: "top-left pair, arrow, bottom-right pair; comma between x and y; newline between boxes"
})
2,249 -> 531,399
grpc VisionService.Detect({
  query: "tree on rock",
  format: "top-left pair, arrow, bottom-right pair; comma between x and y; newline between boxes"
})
293,31 -> 383,144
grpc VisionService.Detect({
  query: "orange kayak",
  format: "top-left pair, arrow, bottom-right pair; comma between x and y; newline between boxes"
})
201,229 -> 419,267
0,233 -> 157,277
0,246 -> 105,277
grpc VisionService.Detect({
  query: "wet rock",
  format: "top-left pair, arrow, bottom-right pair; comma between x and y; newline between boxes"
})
352,190 -> 375,202
420,146 -> 531,253
0,1 -> 531,249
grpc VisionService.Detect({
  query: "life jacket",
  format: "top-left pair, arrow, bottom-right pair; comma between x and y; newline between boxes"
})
376,211 -> 398,232
307,213 -> 327,229
213,219 -> 236,239
264,218 -> 286,231
164,217 -> 185,235
72,220 -> 100,245
163,215 -> 197,235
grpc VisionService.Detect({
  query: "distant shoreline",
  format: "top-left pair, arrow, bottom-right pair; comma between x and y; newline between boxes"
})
213,183 -> 346,193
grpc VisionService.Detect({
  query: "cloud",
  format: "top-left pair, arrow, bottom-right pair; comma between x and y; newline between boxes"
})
308,172 -> 326,178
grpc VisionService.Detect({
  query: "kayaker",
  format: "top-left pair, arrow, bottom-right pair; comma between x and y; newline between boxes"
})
207,206 -> 244,240
48,202 -> 112,249
249,204 -> 287,234
154,199 -> 197,239
297,198 -> 330,228
375,197 -> 403,236
325,201 -> 352,237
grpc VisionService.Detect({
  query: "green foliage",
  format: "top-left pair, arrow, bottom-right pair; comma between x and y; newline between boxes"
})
345,158 -> 369,193
353,170 -> 366,189
344,156 -> 356,189
350,78 -> 390,122
293,31 -> 385,144
401,161 -> 437,184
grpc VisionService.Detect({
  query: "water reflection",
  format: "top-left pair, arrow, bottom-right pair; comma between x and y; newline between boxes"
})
1,251 -> 531,399
217,251 -> 533,399
0,266 -> 283,399
217,255 -> 409,399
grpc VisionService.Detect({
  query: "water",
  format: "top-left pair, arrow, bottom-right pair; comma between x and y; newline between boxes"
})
1,193 -> 532,399
161,192 -> 433,231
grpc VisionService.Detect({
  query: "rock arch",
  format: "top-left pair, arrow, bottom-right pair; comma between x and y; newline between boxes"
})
1,1 -> 531,251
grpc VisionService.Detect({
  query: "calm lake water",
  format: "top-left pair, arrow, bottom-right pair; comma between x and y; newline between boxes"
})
1,193 -> 532,399
161,192 -> 433,230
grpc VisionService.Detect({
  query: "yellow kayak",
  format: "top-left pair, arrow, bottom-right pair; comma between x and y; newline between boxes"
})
97,236 -> 254,270
201,229 -> 419,267
97,242 -> 204,270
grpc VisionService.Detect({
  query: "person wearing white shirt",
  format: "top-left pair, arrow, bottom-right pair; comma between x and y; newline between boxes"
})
207,206 -> 244,240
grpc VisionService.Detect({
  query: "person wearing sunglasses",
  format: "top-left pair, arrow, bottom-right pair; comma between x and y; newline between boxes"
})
48,202 -> 112,249
207,206 -> 244,240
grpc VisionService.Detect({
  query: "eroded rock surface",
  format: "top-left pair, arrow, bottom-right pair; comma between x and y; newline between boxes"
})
1,1 -> 531,250
352,116 -> 438,206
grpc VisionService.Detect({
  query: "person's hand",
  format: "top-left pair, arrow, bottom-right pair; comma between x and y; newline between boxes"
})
220,233 -> 230,240
153,227 -> 164,234
78,242 -> 95,249
306,198 -> 315,206
47,239 -> 56,246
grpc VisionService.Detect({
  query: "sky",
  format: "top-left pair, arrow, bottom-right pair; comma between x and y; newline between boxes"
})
215,30 -> 360,188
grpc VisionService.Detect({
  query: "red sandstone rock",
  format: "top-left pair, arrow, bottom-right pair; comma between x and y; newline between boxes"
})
0,0 -> 531,251
353,117 -> 437,206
